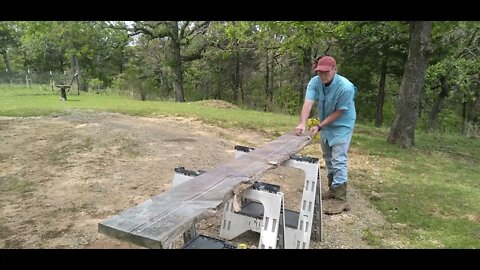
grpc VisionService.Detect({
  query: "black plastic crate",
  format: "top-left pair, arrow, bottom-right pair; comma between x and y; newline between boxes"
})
182,234 -> 236,249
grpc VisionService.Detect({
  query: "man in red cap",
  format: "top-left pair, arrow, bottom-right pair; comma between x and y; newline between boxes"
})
295,55 -> 357,215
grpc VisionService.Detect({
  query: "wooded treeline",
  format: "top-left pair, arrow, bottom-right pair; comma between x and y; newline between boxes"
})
1,21 -> 479,146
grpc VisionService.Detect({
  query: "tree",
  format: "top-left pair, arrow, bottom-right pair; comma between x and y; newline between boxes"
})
387,21 -> 432,148
0,22 -> 20,73
0,22 -> 21,84
18,21 -> 129,91
423,21 -> 480,133
128,21 -> 210,102
335,21 -> 409,126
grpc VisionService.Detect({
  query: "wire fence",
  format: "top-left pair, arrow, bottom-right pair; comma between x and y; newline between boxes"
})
0,70 -> 77,87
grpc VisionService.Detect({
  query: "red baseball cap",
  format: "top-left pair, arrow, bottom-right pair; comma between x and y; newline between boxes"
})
315,56 -> 336,71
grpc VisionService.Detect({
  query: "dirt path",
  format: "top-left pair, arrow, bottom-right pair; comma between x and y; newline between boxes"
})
0,110 -> 389,249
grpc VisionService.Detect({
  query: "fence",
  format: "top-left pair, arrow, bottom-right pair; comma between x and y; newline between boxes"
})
0,70 -> 77,87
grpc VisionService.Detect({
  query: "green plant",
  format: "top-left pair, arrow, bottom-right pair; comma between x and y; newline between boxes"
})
275,85 -> 301,115
88,78 -> 104,94
466,121 -> 480,139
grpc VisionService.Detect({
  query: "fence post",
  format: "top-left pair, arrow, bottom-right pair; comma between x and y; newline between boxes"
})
26,69 -> 30,88
50,71 -> 54,92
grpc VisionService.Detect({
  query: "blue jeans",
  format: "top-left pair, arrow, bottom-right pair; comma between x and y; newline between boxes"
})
320,132 -> 353,188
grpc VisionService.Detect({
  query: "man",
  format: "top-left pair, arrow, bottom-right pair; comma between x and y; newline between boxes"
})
295,55 -> 356,215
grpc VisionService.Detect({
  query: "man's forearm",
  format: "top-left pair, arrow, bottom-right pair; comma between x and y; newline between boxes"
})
319,109 -> 343,128
299,100 -> 314,124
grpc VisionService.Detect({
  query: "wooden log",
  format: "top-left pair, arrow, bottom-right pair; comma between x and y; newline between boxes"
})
98,131 -> 312,248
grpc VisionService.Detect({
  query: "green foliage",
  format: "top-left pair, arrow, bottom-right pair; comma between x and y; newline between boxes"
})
88,78 -> 103,94
466,121 -> 480,139
108,73 -> 127,95
11,21 -> 130,91
243,74 -> 267,110
439,109 -> 464,132
118,63 -> 162,101
274,85 -> 301,115
422,21 -> 480,132
0,22 -> 22,70
183,49 -> 240,102
334,22 -> 409,123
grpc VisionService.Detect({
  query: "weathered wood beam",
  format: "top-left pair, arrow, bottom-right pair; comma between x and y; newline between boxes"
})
98,131 -> 312,248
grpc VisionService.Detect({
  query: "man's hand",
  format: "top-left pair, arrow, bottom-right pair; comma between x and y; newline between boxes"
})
309,125 -> 322,134
295,123 -> 306,136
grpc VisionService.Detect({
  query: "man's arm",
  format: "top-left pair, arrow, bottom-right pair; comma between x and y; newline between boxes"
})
310,109 -> 344,133
318,109 -> 343,129
295,100 -> 314,135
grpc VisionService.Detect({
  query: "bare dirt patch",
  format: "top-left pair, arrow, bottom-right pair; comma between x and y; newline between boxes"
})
192,100 -> 240,109
0,110 -> 390,249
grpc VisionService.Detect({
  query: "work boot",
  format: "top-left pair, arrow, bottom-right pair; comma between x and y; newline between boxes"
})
321,174 -> 334,200
324,183 -> 350,215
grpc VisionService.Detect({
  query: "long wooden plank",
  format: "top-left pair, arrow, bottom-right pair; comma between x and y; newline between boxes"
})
98,131 -> 312,248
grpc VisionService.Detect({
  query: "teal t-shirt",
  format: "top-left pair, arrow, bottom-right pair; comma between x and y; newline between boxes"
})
305,74 -> 356,146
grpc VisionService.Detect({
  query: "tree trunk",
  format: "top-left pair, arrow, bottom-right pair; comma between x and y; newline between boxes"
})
240,72 -> 244,103
300,47 -> 313,105
427,76 -> 450,133
119,49 -> 124,74
264,50 -> 270,112
215,72 -> 222,100
387,21 -> 432,148
375,57 -> 387,127
158,69 -> 171,98
233,50 -> 240,103
170,35 -> 185,102
468,87 -> 480,122
269,54 -> 274,104
418,85 -> 425,119
1,51 -> 13,85
462,93 -> 467,134
1,51 -> 11,72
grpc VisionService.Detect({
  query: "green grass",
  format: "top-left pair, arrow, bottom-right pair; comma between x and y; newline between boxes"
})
114,136 -> 142,158
353,124 -> 480,248
0,85 -> 296,136
48,136 -> 94,165
362,229 -> 386,247
0,175 -> 36,194
2,85 -> 480,248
